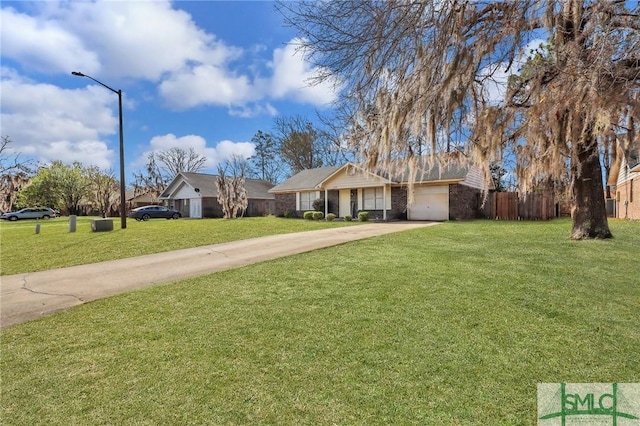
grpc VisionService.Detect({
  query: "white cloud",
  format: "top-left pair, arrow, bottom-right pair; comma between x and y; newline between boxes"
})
134,134 -> 256,172
0,7 -> 101,75
0,69 -> 116,169
158,65 -> 257,110
1,2 -> 344,168
214,140 -> 256,162
229,103 -> 278,119
159,38 -> 339,111
1,1 -> 239,81
479,62 -> 512,105
40,140 -> 113,169
479,38 -> 547,105
1,2 -> 341,115
269,39 -> 340,106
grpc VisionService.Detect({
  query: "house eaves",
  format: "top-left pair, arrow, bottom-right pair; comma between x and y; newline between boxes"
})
161,172 -> 274,199
316,163 -> 397,188
268,166 -> 342,193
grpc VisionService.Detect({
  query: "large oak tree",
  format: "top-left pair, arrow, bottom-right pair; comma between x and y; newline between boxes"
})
280,0 -> 640,239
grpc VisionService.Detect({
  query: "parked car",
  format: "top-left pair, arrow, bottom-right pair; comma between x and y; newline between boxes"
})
1,207 -> 57,221
129,205 -> 181,221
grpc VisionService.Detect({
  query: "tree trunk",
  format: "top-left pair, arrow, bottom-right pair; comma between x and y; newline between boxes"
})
571,138 -> 612,240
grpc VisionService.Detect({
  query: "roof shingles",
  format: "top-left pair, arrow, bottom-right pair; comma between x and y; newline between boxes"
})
268,166 -> 342,193
161,172 -> 274,199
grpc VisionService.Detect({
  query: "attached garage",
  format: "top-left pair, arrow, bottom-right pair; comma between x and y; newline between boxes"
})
408,185 -> 449,221
270,161 -> 490,221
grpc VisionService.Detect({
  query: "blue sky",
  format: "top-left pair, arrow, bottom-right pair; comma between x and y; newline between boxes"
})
1,1 -> 338,182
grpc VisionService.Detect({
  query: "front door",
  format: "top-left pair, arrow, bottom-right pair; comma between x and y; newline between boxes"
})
339,189 -> 351,217
190,198 -> 202,218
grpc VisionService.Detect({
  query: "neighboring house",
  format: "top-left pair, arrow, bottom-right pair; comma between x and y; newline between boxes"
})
269,161 -> 491,221
126,189 -> 160,208
159,172 -> 275,218
615,147 -> 640,220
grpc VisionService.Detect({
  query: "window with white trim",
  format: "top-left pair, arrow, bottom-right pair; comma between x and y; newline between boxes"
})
300,191 -> 315,210
629,149 -> 639,170
363,187 -> 384,210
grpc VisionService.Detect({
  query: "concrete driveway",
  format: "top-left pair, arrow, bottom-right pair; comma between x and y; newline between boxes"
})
1,222 -> 438,328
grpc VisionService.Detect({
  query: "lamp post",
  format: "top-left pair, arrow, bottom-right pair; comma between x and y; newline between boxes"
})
72,71 -> 127,229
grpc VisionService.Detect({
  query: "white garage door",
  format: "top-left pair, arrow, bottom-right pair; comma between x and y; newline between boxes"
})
408,185 -> 449,221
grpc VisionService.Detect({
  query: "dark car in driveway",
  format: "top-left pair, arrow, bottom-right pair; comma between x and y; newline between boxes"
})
129,205 -> 181,221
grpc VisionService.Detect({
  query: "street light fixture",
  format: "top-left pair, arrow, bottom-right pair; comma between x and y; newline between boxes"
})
72,71 -> 127,229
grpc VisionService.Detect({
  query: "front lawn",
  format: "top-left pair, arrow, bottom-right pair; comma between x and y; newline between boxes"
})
1,219 -> 638,424
0,216 -> 360,275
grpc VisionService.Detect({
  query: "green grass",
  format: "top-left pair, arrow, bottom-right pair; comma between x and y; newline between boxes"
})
0,216 -> 360,275
1,219 -> 639,425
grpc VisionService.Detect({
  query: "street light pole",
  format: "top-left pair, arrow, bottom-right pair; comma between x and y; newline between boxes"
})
72,71 -> 127,229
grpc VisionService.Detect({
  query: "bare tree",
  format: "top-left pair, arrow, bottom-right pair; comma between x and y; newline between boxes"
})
0,136 -> 34,212
133,153 -> 165,202
249,130 -> 285,184
216,156 -> 248,219
316,109 -> 356,164
87,166 -> 119,217
274,115 -> 344,175
156,147 -> 207,179
280,0 -> 640,239
134,147 -> 207,201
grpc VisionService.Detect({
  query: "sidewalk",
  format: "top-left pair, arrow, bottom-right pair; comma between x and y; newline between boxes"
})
1,222 -> 438,328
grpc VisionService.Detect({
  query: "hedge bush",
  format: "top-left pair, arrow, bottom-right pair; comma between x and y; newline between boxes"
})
312,198 -> 324,212
303,211 -> 314,220
326,213 -> 336,222
358,211 -> 369,222
312,211 -> 324,221
344,214 -> 352,222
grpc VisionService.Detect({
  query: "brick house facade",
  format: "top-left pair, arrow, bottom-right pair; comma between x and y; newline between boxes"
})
615,151 -> 639,220
270,162 -> 490,221
274,183 -> 485,221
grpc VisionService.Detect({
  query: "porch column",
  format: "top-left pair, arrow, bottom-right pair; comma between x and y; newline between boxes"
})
383,185 -> 387,221
324,189 -> 328,216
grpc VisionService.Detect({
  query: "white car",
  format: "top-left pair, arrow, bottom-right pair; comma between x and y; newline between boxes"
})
1,207 -> 56,221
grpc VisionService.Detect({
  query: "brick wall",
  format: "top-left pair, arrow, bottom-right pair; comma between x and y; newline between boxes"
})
276,185 -> 484,220
275,193 -> 297,217
616,178 -> 640,220
274,192 -> 340,217
449,184 -> 482,220
202,197 -> 223,218
391,186 -> 408,220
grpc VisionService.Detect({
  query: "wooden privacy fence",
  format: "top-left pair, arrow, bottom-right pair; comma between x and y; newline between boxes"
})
481,192 -> 555,220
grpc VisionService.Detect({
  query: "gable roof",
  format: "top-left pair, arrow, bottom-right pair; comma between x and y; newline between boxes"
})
160,172 -> 274,200
126,188 -> 159,202
270,160 -> 474,193
318,163 -> 395,187
268,166 -> 342,193
394,161 -> 469,183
